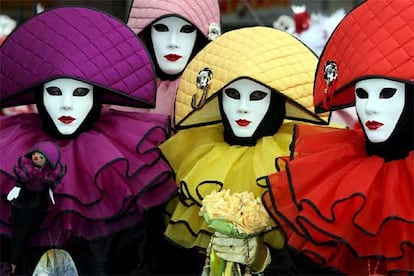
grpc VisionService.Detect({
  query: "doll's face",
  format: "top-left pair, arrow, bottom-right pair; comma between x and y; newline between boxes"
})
32,152 -> 46,167
151,16 -> 197,75
43,78 -> 94,135
355,78 -> 405,143
222,78 -> 271,138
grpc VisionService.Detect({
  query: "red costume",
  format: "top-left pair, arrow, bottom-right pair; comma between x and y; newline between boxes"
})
263,1 -> 414,274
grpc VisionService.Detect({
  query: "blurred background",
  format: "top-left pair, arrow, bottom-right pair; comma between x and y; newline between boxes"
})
1,0 -> 361,30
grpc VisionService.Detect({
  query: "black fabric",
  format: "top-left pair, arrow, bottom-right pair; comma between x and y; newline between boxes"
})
364,84 -> 413,162
146,205 -> 205,275
264,246 -> 343,275
1,211 -> 166,275
219,88 -> 286,146
10,206 -> 48,275
11,188 -> 49,210
35,85 -> 102,140
139,19 -> 208,81
69,218 -> 151,275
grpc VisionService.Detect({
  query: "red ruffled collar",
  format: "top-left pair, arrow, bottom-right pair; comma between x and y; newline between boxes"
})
264,124 -> 413,275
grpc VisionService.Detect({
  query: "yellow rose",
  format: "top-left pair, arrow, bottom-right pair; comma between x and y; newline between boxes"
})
200,190 -> 271,236
200,190 -> 241,222
236,198 -> 270,235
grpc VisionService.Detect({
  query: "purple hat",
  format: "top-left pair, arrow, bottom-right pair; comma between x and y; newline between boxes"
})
0,7 -> 156,108
25,141 -> 61,169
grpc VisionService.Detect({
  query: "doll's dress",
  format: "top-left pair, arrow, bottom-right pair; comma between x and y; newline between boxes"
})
159,121 -> 297,251
264,124 -> 414,275
0,109 -> 177,246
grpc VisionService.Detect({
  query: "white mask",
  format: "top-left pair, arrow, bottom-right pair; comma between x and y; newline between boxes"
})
222,78 -> 271,138
151,16 -> 197,75
355,78 -> 405,143
43,78 -> 94,135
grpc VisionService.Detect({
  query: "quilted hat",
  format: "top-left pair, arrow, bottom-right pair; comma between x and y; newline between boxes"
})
0,7 -> 156,108
175,26 -> 326,129
127,0 -> 221,40
314,0 -> 414,113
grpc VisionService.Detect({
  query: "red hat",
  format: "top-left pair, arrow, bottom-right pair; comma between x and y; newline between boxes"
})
313,0 -> 414,113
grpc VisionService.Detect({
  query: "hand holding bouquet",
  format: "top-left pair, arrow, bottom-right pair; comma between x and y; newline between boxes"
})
199,190 -> 272,276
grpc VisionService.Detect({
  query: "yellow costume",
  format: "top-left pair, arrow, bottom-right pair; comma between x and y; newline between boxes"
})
160,26 -> 326,251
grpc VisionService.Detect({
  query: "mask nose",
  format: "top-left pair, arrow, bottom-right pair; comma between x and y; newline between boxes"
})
60,92 -> 73,111
168,31 -> 179,49
238,98 -> 249,114
364,98 -> 378,115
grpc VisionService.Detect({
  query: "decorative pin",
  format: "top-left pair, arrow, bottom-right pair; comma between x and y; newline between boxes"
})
207,22 -> 221,41
191,68 -> 213,110
323,60 -> 338,92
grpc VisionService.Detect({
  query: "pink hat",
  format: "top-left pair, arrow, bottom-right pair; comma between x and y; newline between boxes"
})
127,0 -> 221,40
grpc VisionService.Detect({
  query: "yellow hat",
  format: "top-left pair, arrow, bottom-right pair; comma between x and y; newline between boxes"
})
174,26 -> 326,129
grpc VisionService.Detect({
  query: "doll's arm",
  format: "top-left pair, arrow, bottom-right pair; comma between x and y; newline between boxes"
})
7,186 -> 21,201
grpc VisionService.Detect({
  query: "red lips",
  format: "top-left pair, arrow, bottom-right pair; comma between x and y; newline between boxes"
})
236,119 -> 251,127
365,120 -> 383,130
58,116 -> 75,124
164,54 -> 182,62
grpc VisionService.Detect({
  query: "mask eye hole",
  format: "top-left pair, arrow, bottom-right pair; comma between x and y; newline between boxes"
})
180,25 -> 196,33
355,88 -> 368,99
380,88 -> 397,99
153,23 -> 168,32
73,88 -> 90,97
224,88 -> 240,99
250,91 -> 267,101
46,87 -> 62,96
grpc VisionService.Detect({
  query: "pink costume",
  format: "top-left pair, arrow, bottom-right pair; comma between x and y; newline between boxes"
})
114,0 -> 221,123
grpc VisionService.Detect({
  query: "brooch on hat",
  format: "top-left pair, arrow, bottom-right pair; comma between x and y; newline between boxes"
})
324,60 -> 338,91
208,23 -> 221,40
191,68 -> 213,110
322,60 -> 338,110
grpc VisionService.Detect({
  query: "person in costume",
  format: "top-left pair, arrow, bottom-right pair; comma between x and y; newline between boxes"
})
159,26 -> 328,274
7,142 -> 66,274
263,0 -> 413,274
0,7 -> 176,275
117,0 -> 221,120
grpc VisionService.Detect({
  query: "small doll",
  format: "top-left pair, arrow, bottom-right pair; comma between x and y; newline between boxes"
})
159,26 -> 327,274
7,142 -> 66,274
0,7 -> 176,275
116,0 -> 221,118
263,0 -> 413,274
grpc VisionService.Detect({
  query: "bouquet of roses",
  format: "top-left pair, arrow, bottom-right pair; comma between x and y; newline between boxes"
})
199,189 -> 271,276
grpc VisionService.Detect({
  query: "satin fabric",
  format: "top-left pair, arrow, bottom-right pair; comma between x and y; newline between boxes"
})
264,124 -> 414,275
160,122 -> 296,250
0,109 -> 177,246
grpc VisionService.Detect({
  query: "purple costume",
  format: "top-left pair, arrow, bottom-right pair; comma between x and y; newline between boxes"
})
0,7 -> 176,275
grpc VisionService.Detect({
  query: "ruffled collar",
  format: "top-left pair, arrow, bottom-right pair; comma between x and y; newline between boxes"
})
160,121 -> 295,249
264,124 -> 414,275
161,122 -> 295,203
0,110 -> 176,245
